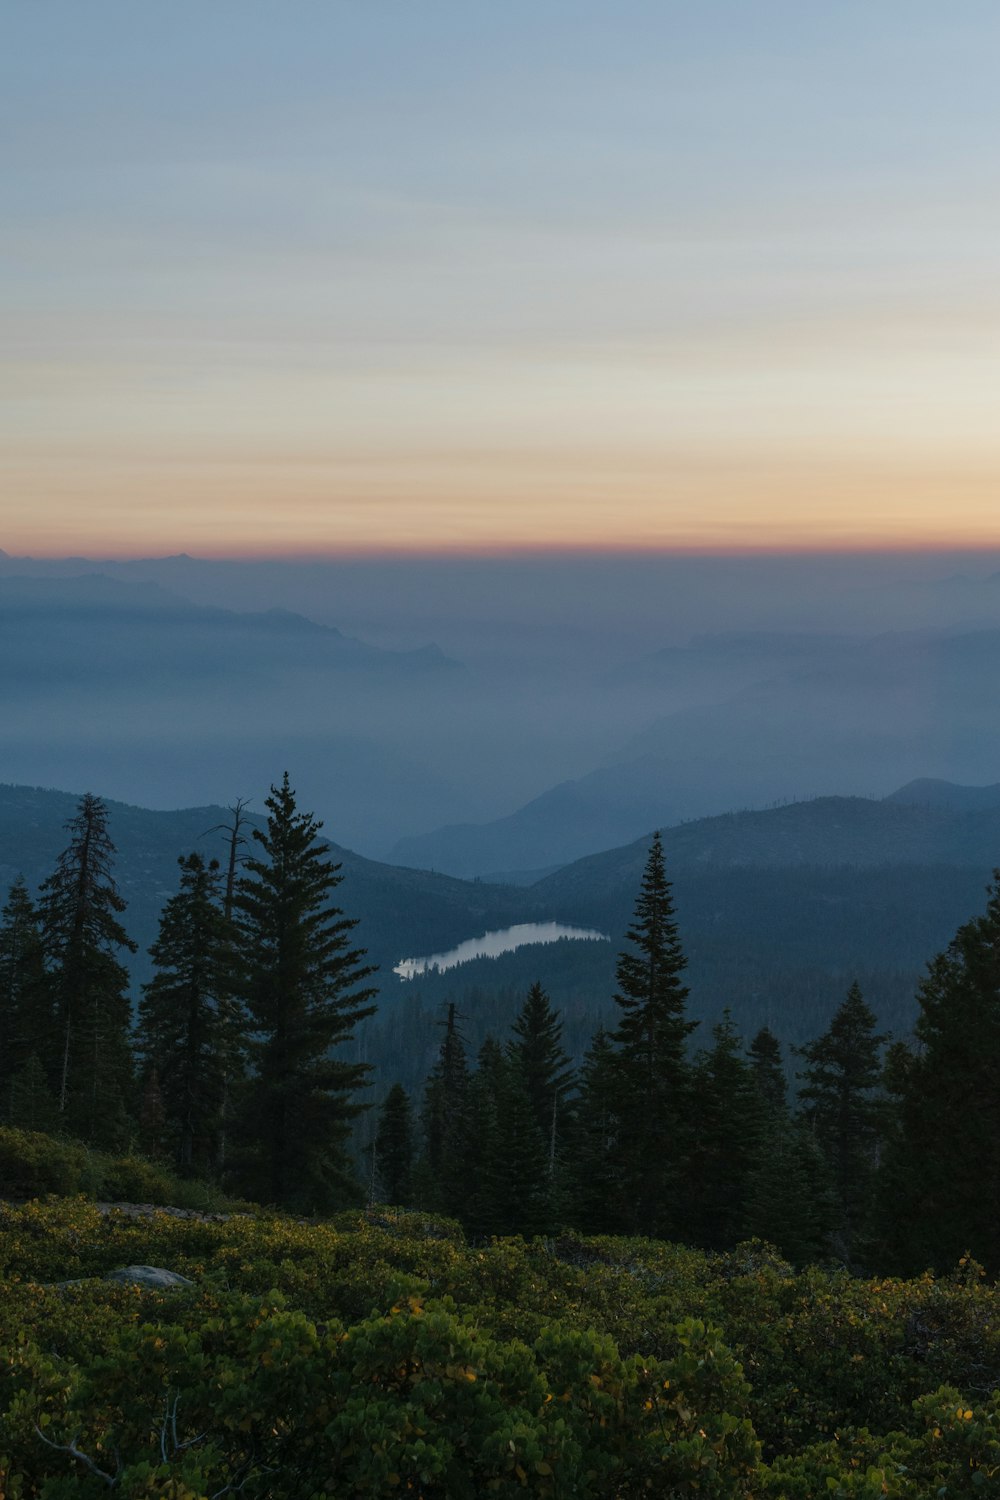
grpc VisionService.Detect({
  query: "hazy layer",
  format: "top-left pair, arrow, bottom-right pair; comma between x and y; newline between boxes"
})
3,550 -> 1000,872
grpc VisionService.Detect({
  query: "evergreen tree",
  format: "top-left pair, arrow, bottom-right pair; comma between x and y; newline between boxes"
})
137,853 -> 237,1175
375,1083 -> 414,1206
744,1120 -> 836,1266
418,1002 -> 470,1216
7,1054 -> 58,1134
207,796 -> 252,1173
138,1067 -> 167,1160
741,1022 -> 835,1264
879,875 -> 1000,1272
685,1013 -> 760,1249
466,1038 -> 549,1239
748,1026 -> 787,1114
464,1037 -> 507,1237
508,981 -> 574,1177
0,879 -> 50,1115
233,774 -> 377,1211
797,981 -> 887,1259
38,793 -> 136,1147
567,1028 -> 625,1234
610,831 -> 697,1236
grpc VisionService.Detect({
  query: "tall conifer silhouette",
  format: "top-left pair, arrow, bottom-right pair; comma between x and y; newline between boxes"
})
39,793 -> 135,1145
610,831 -> 696,1236
234,774 -> 376,1210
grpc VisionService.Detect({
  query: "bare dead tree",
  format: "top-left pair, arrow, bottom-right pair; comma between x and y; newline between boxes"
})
204,797 -> 252,921
34,1426 -> 122,1488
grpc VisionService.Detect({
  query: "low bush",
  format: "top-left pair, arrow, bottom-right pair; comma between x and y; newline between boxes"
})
1,1198 -> 998,1496
0,1127 -> 230,1212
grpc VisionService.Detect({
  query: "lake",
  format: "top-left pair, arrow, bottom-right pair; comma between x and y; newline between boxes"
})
393,921 -> 610,980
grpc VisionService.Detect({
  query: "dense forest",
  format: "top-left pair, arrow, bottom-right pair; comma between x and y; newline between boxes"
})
2,779 -> 1000,1496
1,779 -> 997,1278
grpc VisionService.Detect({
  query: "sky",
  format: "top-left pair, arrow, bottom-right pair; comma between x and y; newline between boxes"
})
4,1 -> 1000,557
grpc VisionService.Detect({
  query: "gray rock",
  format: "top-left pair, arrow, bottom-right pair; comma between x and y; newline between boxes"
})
103,1264 -> 194,1290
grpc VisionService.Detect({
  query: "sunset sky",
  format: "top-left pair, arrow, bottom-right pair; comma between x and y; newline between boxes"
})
5,1 -> 1000,556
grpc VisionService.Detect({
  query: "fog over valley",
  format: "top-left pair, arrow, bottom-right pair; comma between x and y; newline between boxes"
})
3,549 -> 1000,873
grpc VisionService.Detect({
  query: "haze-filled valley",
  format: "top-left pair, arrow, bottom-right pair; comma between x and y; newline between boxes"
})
4,549 -> 1000,876
5,545 -> 1000,1182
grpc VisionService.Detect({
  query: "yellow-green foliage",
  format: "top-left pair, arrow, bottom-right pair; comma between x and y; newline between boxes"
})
0,1201 -> 998,1497
0,1127 -> 228,1211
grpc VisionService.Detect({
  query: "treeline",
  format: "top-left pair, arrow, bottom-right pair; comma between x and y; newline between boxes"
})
0,776 -> 374,1212
2,786 -> 998,1275
379,833 -> 1000,1276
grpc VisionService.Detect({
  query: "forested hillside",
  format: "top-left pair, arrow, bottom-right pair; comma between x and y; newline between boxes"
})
3,783 -> 999,1059
4,781 -> 999,1283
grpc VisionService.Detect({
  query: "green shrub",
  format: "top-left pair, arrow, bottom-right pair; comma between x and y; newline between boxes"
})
0,1126 -> 233,1212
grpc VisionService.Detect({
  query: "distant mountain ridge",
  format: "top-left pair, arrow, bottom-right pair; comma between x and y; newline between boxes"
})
4,782 -> 1000,1055
0,574 -> 469,853
886,778 -> 1000,813
525,791 -> 1000,916
0,572 -> 457,668
391,624 -> 1000,875
0,783 -> 523,996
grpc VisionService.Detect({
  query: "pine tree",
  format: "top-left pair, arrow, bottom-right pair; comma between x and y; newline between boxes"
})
233,774 -> 377,1211
879,875 -> 1000,1272
0,879 -> 51,1115
567,1028 -> 625,1234
464,1037 -> 507,1237
685,1013 -> 760,1249
138,1067 -> 167,1160
466,1038 -> 549,1238
743,1025 -> 834,1264
744,1120 -> 836,1266
38,793 -> 136,1147
748,1026 -> 787,1115
375,1083 -> 414,1207
610,831 -> 697,1236
418,1002 -> 470,1217
797,981 -> 887,1259
7,1054 -> 58,1134
137,853 -> 237,1175
207,796 -> 252,1173
508,981 -> 574,1178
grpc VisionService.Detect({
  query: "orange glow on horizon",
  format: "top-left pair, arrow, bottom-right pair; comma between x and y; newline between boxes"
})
6,453 -> 1000,561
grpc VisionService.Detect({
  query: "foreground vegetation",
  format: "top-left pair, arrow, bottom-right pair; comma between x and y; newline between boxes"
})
1,1194 -> 998,1497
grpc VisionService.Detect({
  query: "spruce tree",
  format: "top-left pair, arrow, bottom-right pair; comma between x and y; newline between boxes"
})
748,1026 -> 787,1114
610,831 -> 697,1236
508,981 -> 574,1178
466,1038 -> 549,1238
7,1054 -> 58,1134
567,1027 -> 625,1234
686,1013 -> 760,1249
375,1083 -> 414,1207
418,1002 -> 470,1217
879,875 -> 1000,1272
797,981 -> 887,1260
743,1026 -> 835,1264
38,793 -> 136,1147
233,774 -> 377,1211
138,853 -> 237,1175
0,879 -> 50,1116
464,1037 -> 507,1237
138,1067 -> 167,1160
743,1120 -> 836,1266
208,796 -> 252,1172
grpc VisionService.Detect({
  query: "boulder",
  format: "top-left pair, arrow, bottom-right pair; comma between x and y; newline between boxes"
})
103,1264 -> 194,1290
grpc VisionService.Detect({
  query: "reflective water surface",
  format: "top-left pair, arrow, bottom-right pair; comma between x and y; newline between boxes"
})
393,921 -> 609,980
